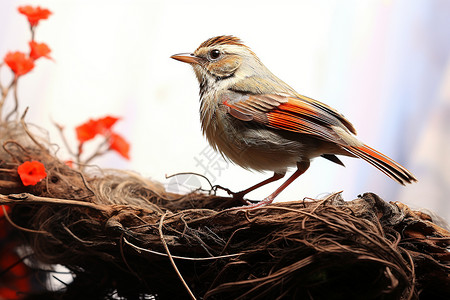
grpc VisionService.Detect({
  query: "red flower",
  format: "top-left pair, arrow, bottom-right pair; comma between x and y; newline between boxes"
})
75,116 -> 120,143
3,52 -> 34,76
109,132 -> 130,160
29,41 -> 51,60
75,119 -> 98,143
97,116 -> 120,134
17,161 -> 47,186
18,5 -> 52,27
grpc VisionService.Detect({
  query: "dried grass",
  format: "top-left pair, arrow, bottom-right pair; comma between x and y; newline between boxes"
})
0,121 -> 449,300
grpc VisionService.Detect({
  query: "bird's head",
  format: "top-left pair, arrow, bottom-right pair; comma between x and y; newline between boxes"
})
171,36 -> 264,92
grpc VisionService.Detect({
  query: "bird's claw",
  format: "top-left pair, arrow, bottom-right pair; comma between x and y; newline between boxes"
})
211,184 -> 233,195
230,197 -> 275,210
230,191 -> 254,205
212,185 -> 253,205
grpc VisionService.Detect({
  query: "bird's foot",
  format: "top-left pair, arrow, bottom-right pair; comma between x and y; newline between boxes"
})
241,196 -> 274,209
229,191 -> 253,205
212,185 -> 252,205
224,197 -> 275,210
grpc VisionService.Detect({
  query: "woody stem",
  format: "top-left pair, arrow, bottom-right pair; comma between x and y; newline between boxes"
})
30,25 -> 35,41
82,137 -> 111,165
54,122 -> 77,157
5,78 -> 19,121
0,74 -> 17,123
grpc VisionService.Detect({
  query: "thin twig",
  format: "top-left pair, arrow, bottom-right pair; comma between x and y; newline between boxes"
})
71,168 -> 96,198
51,275 -> 69,287
0,74 -> 16,122
403,249 -> 416,299
83,149 -> 109,166
123,237 -> 239,261
30,25 -> 35,41
2,205 -> 47,234
5,78 -> 19,121
0,253 -> 33,279
0,193 -> 107,211
61,222 -> 95,245
82,137 -> 110,165
20,107 -> 47,151
220,226 -> 249,255
2,140 -> 32,162
166,172 -> 214,191
53,121 -> 77,157
159,213 -> 197,300
0,180 -> 20,189
119,233 -> 142,281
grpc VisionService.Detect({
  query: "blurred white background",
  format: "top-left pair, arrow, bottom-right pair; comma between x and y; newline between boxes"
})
1,0 -> 449,222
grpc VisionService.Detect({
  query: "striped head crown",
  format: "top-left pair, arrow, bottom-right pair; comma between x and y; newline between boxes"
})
196,35 -> 245,50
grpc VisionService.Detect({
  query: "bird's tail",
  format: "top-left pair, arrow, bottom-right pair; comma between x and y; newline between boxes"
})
343,144 -> 417,185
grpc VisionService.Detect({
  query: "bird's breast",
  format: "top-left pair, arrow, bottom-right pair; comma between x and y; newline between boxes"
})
200,100 -> 312,173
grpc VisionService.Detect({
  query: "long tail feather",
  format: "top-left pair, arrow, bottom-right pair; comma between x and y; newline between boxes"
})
343,144 -> 417,185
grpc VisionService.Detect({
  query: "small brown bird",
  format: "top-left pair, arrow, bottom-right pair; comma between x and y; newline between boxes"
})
171,36 -> 417,206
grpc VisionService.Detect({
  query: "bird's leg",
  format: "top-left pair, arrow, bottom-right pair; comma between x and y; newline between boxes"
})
250,160 -> 311,208
229,172 -> 285,204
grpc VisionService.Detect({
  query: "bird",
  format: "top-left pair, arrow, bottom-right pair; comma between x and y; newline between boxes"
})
171,35 -> 417,206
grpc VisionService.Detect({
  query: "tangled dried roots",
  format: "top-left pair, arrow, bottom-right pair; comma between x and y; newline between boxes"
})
1,122 -> 449,300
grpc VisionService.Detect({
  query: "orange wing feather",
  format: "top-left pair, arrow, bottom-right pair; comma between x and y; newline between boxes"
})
222,92 -> 417,184
223,93 -> 353,145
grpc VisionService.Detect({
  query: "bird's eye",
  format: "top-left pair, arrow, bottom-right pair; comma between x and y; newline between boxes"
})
209,49 -> 221,60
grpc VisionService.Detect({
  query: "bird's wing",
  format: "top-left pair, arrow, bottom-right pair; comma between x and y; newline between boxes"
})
221,91 -> 417,184
221,92 -> 356,146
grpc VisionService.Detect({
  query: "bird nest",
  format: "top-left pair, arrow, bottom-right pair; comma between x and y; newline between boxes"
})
0,121 -> 449,300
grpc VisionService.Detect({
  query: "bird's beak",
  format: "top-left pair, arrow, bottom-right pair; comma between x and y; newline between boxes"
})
171,53 -> 200,64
